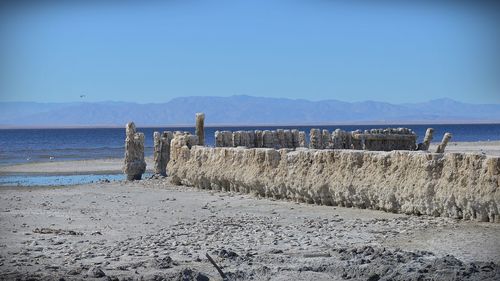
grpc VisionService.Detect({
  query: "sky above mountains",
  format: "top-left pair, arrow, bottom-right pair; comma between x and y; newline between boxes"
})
1,1 -> 499,104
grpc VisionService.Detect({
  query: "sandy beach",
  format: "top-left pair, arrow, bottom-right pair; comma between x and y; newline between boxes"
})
0,141 -> 499,280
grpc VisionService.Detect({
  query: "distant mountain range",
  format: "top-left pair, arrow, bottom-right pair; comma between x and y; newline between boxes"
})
1,95 -> 499,128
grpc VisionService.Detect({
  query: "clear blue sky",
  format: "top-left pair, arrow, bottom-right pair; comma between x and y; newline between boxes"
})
1,1 -> 499,104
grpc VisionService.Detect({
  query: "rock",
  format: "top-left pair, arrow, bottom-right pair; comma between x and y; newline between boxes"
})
435,132 -> 452,153
177,268 -> 210,281
195,113 -> 205,146
153,131 -> 171,176
88,266 -> 106,278
309,129 -> 322,149
417,128 -> 434,151
123,122 -> 146,180
298,131 -> 307,147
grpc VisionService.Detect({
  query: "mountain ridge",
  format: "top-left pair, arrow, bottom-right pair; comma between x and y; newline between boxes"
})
1,95 -> 499,128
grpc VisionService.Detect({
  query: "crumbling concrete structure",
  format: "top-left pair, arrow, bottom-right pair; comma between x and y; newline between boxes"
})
350,128 -> 417,151
153,131 -> 173,176
215,129 -> 308,149
123,122 -> 146,180
214,127 -> 424,152
309,129 -> 322,149
298,131 -> 307,147
168,142 -> 500,223
195,113 -> 205,146
417,128 -> 434,151
436,133 -> 452,153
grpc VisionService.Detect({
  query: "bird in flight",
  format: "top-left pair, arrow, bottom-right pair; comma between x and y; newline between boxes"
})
80,94 -> 86,98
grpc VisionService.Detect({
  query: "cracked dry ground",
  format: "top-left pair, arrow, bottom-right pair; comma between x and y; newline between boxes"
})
0,179 -> 499,280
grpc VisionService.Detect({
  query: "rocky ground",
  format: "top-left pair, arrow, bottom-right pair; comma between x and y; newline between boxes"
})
0,178 -> 499,280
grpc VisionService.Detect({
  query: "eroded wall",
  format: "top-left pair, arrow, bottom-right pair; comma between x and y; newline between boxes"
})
168,145 -> 500,222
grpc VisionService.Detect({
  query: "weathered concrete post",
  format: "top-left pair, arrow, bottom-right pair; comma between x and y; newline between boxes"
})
421,128 -> 434,151
255,130 -> 263,148
435,133 -> 452,153
277,129 -> 285,148
263,130 -> 274,148
291,129 -> 300,148
298,131 -> 307,147
417,128 -> 434,151
195,112 -> 205,146
284,130 -> 293,148
309,129 -> 322,149
223,131 -> 233,147
153,131 -> 171,176
123,122 -> 146,180
215,131 -> 223,147
322,129 -> 331,149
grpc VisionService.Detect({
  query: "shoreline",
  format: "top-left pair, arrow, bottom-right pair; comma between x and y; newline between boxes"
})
1,141 -> 499,177
0,157 -> 154,176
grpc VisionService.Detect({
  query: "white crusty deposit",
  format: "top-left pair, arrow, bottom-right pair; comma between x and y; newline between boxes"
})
168,145 -> 500,222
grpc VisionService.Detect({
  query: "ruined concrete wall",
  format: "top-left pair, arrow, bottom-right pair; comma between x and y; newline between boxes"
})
214,127 -> 418,152
215,129 -> 307,149
330,128 -> 417,151
168,145 -> 500,222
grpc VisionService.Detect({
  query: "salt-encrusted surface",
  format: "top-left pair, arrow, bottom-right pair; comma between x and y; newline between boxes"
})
169,146 -> 500,222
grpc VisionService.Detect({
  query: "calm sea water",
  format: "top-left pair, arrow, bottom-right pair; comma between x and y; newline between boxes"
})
0,124 -> 499,166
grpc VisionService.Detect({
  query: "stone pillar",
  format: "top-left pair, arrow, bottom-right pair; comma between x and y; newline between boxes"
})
277,129 -> 285,148
284,130 -> 293,148
291,129 -> 300,148
123,122 -> 146,180
309,129 -> 322,149
195,112 -> 205,146
255,130 -> 263,148
153,131 -> 170,176
272,131 -> 279,148
247,131 -> 255,148
435,133 -> 452,153
332,129 -> 342,149
233,131 -> 241,147
298,131 -> 307,147
263,130 -> 274,148
418,128 -> 434,151
215,131 -> 224,147
241,131 -> 250,147
322,129 -> 331,149
223,131 -> 233,147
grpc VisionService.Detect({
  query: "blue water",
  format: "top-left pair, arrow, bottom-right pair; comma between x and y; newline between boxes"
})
1,124 -> 500,166
0,173 -> 124,187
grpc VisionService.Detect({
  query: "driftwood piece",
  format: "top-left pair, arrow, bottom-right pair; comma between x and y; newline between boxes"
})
205,253 -> 228,280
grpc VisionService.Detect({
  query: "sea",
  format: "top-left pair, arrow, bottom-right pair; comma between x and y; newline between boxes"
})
1,124 -> 499,186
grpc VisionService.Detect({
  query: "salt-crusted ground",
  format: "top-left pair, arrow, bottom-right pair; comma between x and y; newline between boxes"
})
0,179 -> 499,280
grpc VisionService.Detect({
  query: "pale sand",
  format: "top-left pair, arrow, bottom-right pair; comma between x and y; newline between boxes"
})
429,140 -> 500,156
0,157 -> 154,176
0,141 -> 499,280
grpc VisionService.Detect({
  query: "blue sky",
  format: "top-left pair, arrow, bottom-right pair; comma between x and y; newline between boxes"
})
0,1 -> 499,104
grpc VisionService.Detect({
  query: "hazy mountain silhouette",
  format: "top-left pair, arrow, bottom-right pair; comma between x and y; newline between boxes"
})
1,96 -> 499,127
